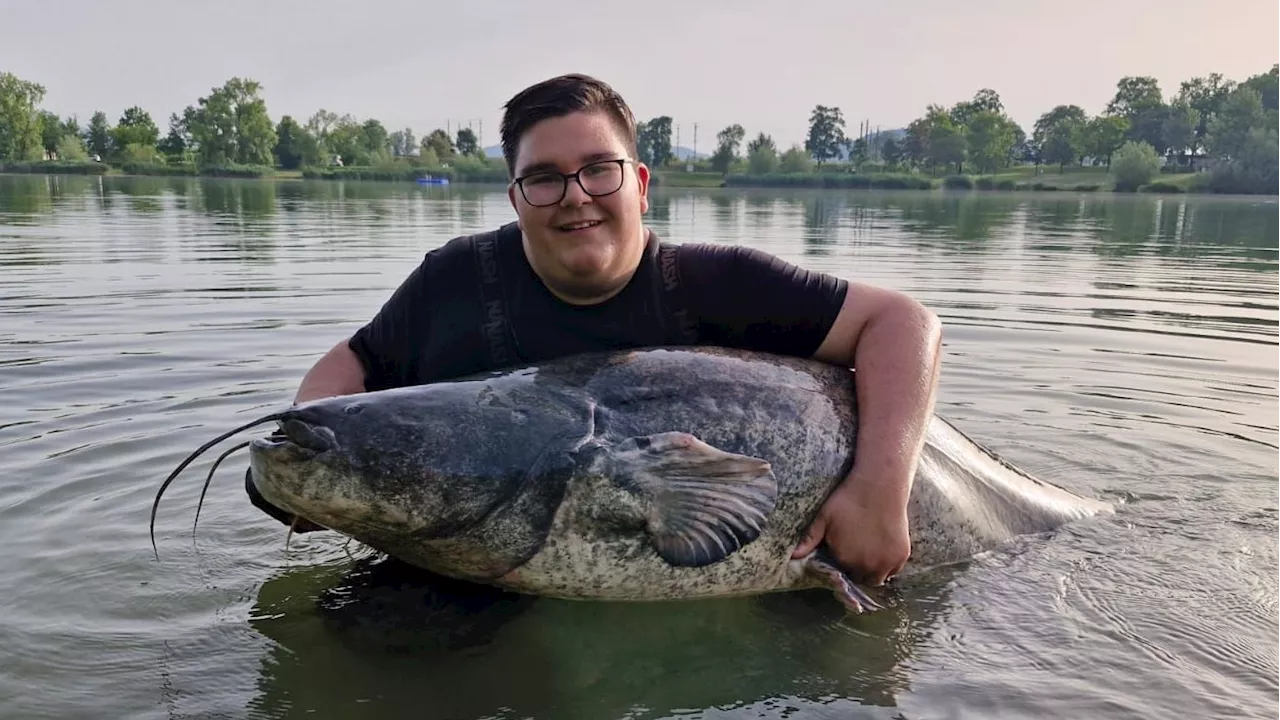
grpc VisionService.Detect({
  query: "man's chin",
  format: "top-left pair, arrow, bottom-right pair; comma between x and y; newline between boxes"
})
551,258 -> 628,302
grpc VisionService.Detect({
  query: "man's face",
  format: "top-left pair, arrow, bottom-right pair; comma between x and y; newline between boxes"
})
507,109 -> 650,304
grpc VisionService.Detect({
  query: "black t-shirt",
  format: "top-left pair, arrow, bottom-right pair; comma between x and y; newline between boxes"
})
347,222 -> 849,391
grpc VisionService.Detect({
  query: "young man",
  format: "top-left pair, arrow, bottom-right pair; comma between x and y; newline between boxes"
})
255,74 -> 942,587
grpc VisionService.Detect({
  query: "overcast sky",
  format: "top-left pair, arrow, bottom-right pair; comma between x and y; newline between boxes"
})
2,0 -> 1276,150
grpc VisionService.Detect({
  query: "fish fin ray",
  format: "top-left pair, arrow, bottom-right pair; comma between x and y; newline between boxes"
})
804,548 -> 886,614
608,431 -> 777,567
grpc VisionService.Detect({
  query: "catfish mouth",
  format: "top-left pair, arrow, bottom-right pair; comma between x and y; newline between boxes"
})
252,418 -> 339,458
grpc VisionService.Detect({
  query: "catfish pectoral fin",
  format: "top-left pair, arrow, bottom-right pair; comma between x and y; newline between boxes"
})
606,431 -> 778,568
803,548 -> 887,614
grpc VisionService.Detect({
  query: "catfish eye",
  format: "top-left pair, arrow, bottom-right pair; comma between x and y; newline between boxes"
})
343,404 -> 364,416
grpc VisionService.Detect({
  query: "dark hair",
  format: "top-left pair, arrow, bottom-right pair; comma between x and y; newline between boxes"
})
500,74 -> 638,176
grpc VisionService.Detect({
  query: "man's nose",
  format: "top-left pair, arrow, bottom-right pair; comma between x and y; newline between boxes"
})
560,176 -> 592,206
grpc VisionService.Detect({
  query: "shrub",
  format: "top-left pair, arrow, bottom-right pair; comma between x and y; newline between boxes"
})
199,163 -> 273,178
0,160 -> 108,174
943,174 -> 974,189
121,162 -> 196,176
779,146 -> 813,173
1206,127 -> 1278,195
1111,141 -> 1160,192
722,172 -> 932,190
56,134 -> 89,161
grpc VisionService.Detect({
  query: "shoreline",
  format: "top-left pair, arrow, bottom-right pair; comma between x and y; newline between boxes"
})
1,163 -> 1272,197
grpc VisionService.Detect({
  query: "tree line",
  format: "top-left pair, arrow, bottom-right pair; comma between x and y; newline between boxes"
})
0,66 -> 1275,194
683,66 -> 1277,193
0,73 -> 497,175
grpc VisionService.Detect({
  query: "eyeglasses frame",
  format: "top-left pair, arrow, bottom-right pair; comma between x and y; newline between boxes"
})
511,158 -> 636,207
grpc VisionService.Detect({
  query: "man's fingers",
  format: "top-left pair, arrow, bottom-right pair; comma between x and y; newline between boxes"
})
791,517 -> 826,558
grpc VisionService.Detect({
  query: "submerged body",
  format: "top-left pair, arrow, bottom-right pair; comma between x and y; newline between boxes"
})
235,346 -> 1111,610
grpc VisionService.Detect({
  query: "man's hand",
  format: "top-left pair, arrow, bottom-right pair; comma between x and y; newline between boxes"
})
791,469 -> 911,584
804,281 -> 942,583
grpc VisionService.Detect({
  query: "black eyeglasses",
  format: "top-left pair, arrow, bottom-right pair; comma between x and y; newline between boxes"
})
512,159 -> 632,207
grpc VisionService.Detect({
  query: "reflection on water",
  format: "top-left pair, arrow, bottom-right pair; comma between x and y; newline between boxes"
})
244,554 -> 959,719
3,174 -> 1273,269
0,174 -> 1275,720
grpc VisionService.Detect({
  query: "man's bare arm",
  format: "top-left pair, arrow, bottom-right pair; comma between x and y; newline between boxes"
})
294,340 -> 368,404
793,282 -> 943,583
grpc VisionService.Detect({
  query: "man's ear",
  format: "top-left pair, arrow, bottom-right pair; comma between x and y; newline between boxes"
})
636,162 -> 650,214
506,183 -> 523,228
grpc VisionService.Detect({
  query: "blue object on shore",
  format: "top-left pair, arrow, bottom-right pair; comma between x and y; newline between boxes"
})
416,175 -> 450,186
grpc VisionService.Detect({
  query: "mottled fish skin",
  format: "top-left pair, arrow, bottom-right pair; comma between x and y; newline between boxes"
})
248,346 -> 1112,603
486,347 -> 857,600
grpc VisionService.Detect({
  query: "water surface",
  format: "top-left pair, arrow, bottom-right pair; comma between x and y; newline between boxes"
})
1,175 -> 1276,719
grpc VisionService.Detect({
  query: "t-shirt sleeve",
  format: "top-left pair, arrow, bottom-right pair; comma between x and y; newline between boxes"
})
347,253 -> 433,391
680,243 -> 848,358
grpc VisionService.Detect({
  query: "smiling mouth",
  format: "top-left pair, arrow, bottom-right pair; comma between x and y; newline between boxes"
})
557,219 -> 603,232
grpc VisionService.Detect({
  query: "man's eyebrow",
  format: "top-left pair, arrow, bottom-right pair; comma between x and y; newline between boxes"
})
516,160 -> 558,176
517,152 -> 621,177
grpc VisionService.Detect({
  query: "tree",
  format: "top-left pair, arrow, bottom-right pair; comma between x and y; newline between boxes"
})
902,117 -> 930,169
1176,73 -> 1235,155
779,145 -> 813,173
0,71 -> 46,161
709,123 -> 744,173
637,116 -> 672,167
746,132 -> 775,155
37,110 -> 62,159
1206,86 -> 1267,159
918,105 -> 966,173
273,115 -> 320,169
389,128 -> 416,157
1162,99 -> 1200,166
185,77 -> 277,166
112,106 -> 160,156
1241,64 -> 1278,112
950,88 -> 1003,126
326,117 -> 368,166
1111,140 -> 1160,191
881,136 -> 904,167
1106,76 -> 1169,155
456,127 -> 480,157
965,110 -> 1017,173
1082,115 -> 1129,167
1207,125 -> 1277,194
746,132 -> 778,174
1033,105 -> 1087,170
1009,124 -> 1030,165
361,119 -> 390,161
157,112 -> 190,160
928,120 -> 967,174
84,111 -> 112,160
421,129 -> 455,164
805,105 -> 845,165
56,133 -> 88,161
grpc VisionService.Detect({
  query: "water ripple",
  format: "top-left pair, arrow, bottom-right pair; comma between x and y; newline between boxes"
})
0,177 -> 1275,720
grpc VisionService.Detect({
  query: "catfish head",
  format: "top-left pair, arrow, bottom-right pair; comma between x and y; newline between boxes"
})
151,376 -> 590,580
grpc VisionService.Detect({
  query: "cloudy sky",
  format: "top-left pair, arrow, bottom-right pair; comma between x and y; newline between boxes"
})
2,0 -> 1275,150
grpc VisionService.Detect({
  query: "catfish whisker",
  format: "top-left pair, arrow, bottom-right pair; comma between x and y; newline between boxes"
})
150,411 -> 287,560
192,440 -> 253,540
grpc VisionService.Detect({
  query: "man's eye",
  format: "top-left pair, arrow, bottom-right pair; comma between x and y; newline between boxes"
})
525,174 -> 558,186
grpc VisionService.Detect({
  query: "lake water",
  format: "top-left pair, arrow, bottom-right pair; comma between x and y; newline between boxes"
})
0,174 -> 1276,720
